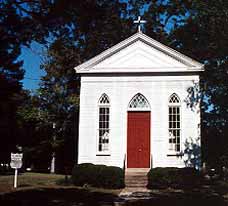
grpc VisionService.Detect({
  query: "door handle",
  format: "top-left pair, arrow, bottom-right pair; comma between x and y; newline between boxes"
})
139,149 -> 142,152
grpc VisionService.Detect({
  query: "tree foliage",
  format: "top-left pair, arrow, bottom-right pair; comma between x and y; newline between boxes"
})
38,37 -> 80,172
165,0 -> 228,168
35,0 -> 142,172
17,91 -> 52,171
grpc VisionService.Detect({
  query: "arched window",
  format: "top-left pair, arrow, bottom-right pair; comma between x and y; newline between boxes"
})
169,93 -> 180,104
168,93 -> 181,152
98,93 -> 110,105
98,94 -> 110,152
128,93 -> 150,110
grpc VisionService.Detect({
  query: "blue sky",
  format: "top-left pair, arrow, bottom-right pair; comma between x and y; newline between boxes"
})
19,42 -> 45,91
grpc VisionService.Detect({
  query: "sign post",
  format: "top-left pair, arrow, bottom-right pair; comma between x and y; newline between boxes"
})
14,168 -> 18,188
10,153 -> 23,188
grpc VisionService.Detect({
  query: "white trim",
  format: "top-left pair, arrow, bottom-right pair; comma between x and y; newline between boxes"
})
75,32 -> 204,73
78,67 -> 204,73
128,108 -> 151,111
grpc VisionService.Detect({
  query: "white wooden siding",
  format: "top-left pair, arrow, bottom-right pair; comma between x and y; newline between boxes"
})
78,74 -> 200,168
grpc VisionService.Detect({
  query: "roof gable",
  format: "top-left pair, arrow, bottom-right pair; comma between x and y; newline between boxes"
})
74,32 -> 204,74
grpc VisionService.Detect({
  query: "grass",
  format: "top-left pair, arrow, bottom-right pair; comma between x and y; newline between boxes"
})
0,172 -> 65,193
0,173 -> 228,205
0,172 -> 121,206
0,172 -> 122,195
210,180 -> 228,201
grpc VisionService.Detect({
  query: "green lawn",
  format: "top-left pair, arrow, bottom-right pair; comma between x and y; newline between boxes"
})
0,172 -> 121,194
0,172 -> 121,206
0,173 -> 228,206
0,172 -> 65,193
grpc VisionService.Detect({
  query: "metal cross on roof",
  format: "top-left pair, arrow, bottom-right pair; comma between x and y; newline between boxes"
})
134,16 -> 146,33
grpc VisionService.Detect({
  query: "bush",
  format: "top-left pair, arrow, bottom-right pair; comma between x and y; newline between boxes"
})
0,164 -> 14,175
72,163 -> 124,189
147,167 -> 202,189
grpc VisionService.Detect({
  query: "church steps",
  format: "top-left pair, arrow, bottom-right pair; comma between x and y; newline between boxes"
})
125,176 -> 148,180
124,168 -> 149,188
125,173 -> 148,176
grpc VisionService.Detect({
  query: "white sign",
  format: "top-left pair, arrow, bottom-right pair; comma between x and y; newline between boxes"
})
11,153 -> 23,160
10,153 -> 23,188
10,153 -> 23,169
10,161 -> 22,169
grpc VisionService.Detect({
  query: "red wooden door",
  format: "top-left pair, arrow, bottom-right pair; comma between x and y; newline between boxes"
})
127,111 -> 150,168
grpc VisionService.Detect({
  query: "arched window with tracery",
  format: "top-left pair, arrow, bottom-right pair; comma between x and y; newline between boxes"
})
128,93 -> 150,111
168,93 -> 181,152
98,94 -> 110,152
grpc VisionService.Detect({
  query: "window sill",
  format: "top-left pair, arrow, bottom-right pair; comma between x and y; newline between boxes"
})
96,153 -> 111,156
167,153 -> 183,157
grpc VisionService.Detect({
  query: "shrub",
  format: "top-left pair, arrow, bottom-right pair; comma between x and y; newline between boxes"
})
147,167 -> 202,189
72,163 -> 124,189
0,164 -> 14,175
178,167 -> 202,188
72,163 -> 95,186
99,166 -> 125,189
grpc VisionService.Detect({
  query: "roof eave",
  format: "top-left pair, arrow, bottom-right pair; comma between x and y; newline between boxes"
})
76,67 -> 204,74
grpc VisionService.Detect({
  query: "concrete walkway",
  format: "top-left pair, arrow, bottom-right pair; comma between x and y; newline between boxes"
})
118,187 -> 155,204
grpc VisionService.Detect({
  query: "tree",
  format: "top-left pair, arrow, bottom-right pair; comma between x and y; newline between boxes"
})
36,0 -> 140,172
16,90 -> 53,171
0,1 -> 25,162
162,0 -> 228,168
0,0 -> 141,169
38,37 -> 80,172
0,0 -> 57,162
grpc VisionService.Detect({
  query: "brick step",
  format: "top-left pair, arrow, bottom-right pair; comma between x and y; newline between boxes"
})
125,183 -> 148,188
125,179 -> 148,183
125,173 -> 148,176
125,182 -> 148,186
125,176 -> 148,188
125,179 -> 147,182
125,184 -> 147,188
125,168 -> 149,188
125,175 -> 148,179
126,168 -> 150,173
126,185 -> 148,188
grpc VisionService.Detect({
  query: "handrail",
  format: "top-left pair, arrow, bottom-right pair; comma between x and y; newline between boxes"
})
123,153 -> 126,172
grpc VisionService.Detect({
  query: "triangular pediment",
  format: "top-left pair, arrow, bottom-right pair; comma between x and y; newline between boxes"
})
93,41 -> 186,70
75,32 -> 204,73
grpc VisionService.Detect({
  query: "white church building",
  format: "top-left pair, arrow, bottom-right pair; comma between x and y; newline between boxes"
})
75,30 -> 204,169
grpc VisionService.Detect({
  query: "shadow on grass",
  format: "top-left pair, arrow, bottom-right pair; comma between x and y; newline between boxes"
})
0,187 -> 119,206
0,187 -> 227,206
55,176 -> 73,186
124,190 -> 226,206
210,180 -> 228,196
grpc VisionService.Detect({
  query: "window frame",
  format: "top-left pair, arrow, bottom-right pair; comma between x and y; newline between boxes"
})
167,93 -> 182,155
97,94 -> 111,155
